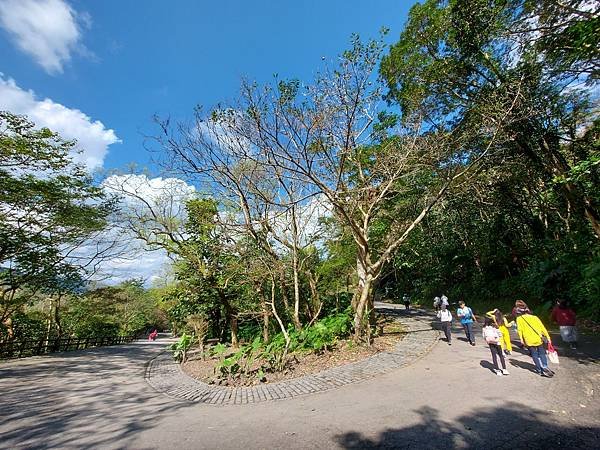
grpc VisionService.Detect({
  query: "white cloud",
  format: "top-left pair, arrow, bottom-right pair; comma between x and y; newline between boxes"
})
93,174 -> 197,285
0,75 -> 119,170
0,0 -> 89,74
103,174 -> 196,209
95,246 -> 172,287
64,226 -> 172,287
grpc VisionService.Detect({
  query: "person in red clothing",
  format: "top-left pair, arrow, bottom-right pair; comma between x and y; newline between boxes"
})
550,299 -> 577,349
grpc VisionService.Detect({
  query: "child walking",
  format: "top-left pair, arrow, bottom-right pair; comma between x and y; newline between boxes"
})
482,317 -> 509,376
486,309 -> 514,355
437,304 -> 453,345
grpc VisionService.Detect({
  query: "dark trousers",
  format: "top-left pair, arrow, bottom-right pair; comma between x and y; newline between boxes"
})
441,321 -> 452,342
489,343 -> 506,370
462,322 -> 475,344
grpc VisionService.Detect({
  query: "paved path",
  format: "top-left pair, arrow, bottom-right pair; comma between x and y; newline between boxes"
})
1,306 -> 599,449
146,304 -> 439,404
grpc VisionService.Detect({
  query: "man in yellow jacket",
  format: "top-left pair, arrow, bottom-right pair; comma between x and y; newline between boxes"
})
515,303 -> 554,378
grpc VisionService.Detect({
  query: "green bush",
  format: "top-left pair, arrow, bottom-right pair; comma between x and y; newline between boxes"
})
4,311 -> 47,341
571,255 -> 600,322
214,310 -> 354,380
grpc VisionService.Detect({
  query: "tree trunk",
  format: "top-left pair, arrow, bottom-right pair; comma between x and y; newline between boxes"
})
291,245 -> 302,331
210,306 -> 221,340
258,287 -> 270,343
278,267 -> 291,312
218,290 -> 239,348
1,317 -> 14,341
353,275 -> 374,343
54,295 -> 62,339
44,298 -> 52,347
229,314 -> 239,348
306,271 -> 322,326
353,256 -> 374,343
268,275 -> 290,370
542,133 -> 600,238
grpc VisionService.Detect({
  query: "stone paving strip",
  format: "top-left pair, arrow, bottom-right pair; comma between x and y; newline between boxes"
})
145,305 -> 440,405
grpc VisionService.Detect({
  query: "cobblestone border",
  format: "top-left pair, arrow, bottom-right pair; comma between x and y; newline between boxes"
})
145,306 -> 439,405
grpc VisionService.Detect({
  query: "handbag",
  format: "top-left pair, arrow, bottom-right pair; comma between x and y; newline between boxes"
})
547,342 -> 559,365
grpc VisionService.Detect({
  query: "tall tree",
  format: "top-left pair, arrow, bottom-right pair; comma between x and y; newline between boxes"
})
380,0 -> 600,237
0,112 -> 115,334
154,36 -> 508,341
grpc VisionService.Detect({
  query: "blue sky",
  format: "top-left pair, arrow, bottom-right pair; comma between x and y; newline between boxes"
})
0,0 -> 416,284
1,0 -> 416,173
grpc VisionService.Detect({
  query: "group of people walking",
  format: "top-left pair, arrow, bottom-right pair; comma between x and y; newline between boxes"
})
435,296 -> 578,378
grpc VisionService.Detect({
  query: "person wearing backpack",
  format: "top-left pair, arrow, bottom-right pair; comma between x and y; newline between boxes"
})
486,309 -> 514,355
515,302 -> 554,378
457,301 -> 477,346
482,317 -> 509,376
437,304 -> 453,345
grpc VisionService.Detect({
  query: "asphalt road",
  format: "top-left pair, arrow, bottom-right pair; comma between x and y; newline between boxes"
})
1,318 -> 598,449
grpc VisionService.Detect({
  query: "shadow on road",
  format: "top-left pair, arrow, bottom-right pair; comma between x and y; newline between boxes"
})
509,358 -> 539,374
0,340 -> 189,449
479,360 -> 498,374
335,403 -> 599,449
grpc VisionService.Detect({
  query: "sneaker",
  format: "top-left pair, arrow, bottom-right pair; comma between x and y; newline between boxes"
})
504,350 -> 511,356
502,369 -> 510,375
470,342 -> 476,346
496,369 -> 503,376
545,368 -> 555,375
541,369 -> 554,378
448,342 -> 452,346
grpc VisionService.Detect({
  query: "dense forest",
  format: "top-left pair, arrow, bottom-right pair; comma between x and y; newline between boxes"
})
1,0 -> 598,364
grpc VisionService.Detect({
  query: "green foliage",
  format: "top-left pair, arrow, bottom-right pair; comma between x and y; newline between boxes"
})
4,311 -> 47,341
170,333 -> 192,363
210,342 -> 227,356
237,321 -> 261,342
213,310 -> 353,380
295,311 -> 353,352
376,0 -> 600,325
0,112 -> 113,313
59,279 -> 161,339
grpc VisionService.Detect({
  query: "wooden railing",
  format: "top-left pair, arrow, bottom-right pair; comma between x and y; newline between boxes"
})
0,335 -> 137,360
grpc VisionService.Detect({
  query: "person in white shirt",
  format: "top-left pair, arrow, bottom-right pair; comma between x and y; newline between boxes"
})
437,304 -> 453,345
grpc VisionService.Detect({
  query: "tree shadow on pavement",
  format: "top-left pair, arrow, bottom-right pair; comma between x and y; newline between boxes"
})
335,403 -> 599,449
0,340 -> 190,449
551,333 -> 600,367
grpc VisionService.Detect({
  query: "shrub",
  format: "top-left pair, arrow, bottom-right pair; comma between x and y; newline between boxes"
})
213,309 -> 354,380
170,333 -> 192,363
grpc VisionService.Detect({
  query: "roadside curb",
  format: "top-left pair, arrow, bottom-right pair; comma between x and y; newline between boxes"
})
145,306 -> 440,405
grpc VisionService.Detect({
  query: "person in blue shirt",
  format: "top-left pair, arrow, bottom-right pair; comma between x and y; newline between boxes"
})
457,301 -> 478,346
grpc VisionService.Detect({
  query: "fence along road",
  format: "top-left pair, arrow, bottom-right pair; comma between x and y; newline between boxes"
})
0,335 -> 137,359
